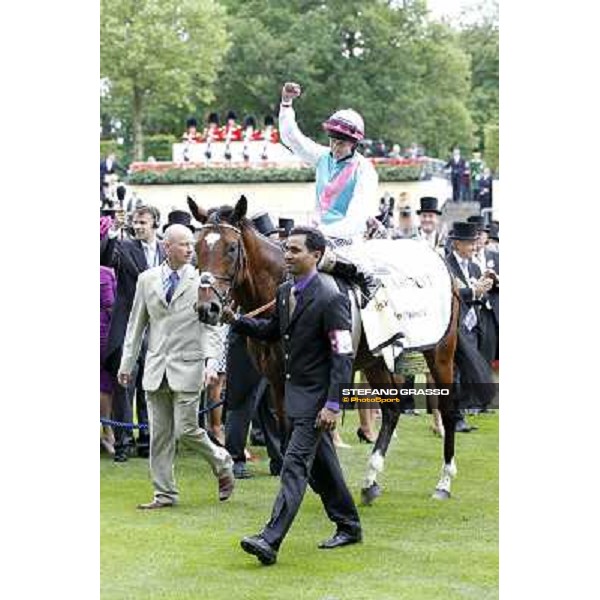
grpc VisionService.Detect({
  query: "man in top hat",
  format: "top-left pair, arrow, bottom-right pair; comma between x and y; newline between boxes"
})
470,219 -> 499,369
278,217 -> 295,240
446,221 -> 495,430
416,196 -> 446,250
182,118 -> 202,143
251,212 -> 280,240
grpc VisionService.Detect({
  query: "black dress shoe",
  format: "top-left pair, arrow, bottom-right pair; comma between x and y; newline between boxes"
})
318,529 -> 362,550
240,535 -> 277,565
113,451 -> 128,463
233,462 -> 253,479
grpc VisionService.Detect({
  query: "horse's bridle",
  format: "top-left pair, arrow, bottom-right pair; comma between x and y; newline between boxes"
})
197,222 -> 246,308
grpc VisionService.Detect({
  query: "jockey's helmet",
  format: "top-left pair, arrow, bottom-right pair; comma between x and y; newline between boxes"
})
322,109 -> 365,143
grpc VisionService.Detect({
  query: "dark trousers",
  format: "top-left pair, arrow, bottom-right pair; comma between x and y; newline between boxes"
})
260,416 -> 361,550
478,308 -> 498,366
113,350 -> 149,453
451,175 -> 462,202
225,377 -> 282,471
453,327 -> 479,419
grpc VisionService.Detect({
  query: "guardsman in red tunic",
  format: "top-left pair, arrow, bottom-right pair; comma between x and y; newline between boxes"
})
201,112 -> 223,143
202,112 -> 223,160
182,117 -> 203,143
260,115 -> 280,160
242,115 -> 263,161
221,110 -> 242,160
263,114 -> 279,143
221,110 -> 243,142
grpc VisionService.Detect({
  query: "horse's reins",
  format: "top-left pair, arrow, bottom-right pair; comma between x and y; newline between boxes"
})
197,221 -> 277,318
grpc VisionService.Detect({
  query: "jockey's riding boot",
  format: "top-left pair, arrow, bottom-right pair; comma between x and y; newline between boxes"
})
354,267 -> 381,308
319,248 -> 380,308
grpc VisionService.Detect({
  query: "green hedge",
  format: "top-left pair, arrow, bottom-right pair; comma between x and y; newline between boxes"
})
127,164 -> 424,185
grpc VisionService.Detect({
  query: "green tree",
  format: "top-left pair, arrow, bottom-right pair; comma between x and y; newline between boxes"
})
100,0 -> 230,160
213,0 -> 473,157
457,0 -> 499,148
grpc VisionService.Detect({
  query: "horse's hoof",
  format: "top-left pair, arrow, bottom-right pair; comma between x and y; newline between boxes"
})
432,488 -> 451,500
361,483 -> 381,506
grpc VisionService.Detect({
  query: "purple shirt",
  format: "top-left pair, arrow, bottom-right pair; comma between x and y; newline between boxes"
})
292,270 -> 342,414
291,269 -> 318,302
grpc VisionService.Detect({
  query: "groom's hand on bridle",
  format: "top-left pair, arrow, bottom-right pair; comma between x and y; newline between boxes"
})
220,303 -> 238,324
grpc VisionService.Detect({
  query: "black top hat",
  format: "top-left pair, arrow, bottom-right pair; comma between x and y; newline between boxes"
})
449,221 -> 479,240
207,112 -> 220,125
162,210 -> 196,233
243,115 -> 256,129
416,196 -> 441,215
488,221 -> 499,241
186,117 -> 198,129
278,217 -> 295,237
226,110 -> 237,122
251,212 -> 278,237
467,215 -> 485,231
264,115 -> 275,127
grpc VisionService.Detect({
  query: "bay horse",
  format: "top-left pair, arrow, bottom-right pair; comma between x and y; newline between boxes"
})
189,195 -> 492,503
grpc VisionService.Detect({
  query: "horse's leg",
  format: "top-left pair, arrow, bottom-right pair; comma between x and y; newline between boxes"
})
359,359 -> 403,506
424,297 -> 459,500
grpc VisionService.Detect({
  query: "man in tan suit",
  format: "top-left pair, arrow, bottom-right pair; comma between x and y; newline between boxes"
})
118,224 -> 235,508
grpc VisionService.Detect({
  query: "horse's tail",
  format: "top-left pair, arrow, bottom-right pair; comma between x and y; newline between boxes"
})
455,328 -> 497,406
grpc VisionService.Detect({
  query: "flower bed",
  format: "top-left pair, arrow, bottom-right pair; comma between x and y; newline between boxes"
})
126,158 -> 432,185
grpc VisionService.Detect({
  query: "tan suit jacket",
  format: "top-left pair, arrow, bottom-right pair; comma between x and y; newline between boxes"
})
119,263 -> 223,392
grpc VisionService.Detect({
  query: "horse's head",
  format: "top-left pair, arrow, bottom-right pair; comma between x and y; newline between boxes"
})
189,195 -> 249,325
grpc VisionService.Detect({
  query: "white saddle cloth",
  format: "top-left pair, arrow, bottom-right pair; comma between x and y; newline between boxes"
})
339,238 -> 453,354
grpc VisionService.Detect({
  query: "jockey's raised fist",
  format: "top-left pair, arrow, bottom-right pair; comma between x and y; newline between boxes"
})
282,82 -> 302,103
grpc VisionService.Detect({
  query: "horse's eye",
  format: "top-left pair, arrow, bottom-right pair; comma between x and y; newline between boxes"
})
227,243 -> 237,255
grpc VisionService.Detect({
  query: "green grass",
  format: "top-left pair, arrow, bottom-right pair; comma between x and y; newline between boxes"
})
101,411 -> 498,600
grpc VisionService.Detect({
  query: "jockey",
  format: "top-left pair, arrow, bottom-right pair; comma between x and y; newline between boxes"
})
278,81 -> 379,306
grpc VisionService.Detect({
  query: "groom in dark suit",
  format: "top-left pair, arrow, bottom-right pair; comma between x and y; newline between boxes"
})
101,204 -> 165,461
222,226 -> 361,565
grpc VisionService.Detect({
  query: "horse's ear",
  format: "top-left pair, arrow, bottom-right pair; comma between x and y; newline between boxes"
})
187,195 -> 207,223
231,195 -> 248,225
